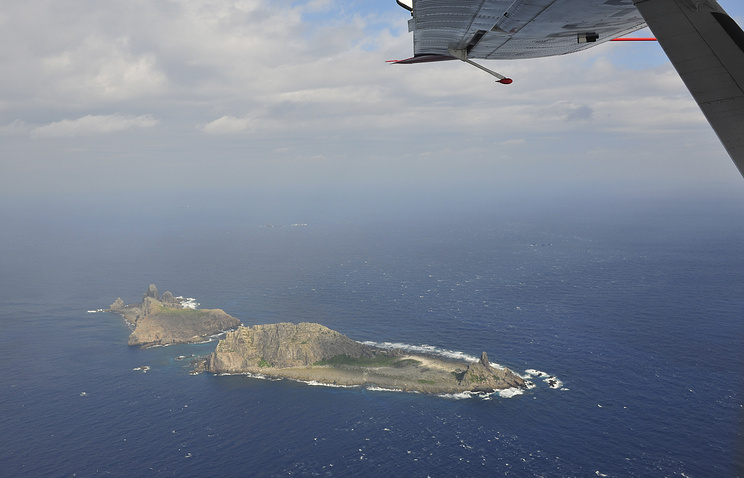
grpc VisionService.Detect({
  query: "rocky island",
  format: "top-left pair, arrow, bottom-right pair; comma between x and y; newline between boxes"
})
110,284 -> 241,347
109,287 -> 527,394
202,322 -> 526,394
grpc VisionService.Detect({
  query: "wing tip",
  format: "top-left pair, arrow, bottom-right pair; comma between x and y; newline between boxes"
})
387,55 -> 457,64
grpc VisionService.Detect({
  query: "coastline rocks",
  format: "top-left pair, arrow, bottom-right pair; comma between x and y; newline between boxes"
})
459,352 -> 525,391
160,291 -> 178,306
109,285 -> 240,347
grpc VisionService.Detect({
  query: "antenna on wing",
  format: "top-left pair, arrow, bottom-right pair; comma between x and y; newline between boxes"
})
448,48 -> 513,84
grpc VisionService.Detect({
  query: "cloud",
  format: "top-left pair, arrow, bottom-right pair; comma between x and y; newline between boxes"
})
564,104 -> 594,122
31,114 -> 159,138
497,138 -> 526,146
41,38 -> 167,102
1,0 -> 741,195
202,115 -> 257,134
0,120 -> 31,137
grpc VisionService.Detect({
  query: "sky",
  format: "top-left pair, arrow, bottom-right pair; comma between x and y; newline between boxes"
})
2,0 -> 743,211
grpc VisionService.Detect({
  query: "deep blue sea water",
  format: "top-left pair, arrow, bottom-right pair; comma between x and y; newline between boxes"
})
1,190 -> 742,476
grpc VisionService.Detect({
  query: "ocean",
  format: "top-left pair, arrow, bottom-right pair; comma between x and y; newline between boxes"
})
1,188 -> 742,477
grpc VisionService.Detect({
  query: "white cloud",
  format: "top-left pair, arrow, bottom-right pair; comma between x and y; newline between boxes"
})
40,37 -> 168,101
31,114 -> 159,138
1,0 -> 741,195
497,138 -> 526,146
203,115 -> 257,134
0,120 -> 31,137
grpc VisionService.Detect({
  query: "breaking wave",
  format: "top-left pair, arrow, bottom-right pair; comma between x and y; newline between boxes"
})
361,341 -> 480,363
437,388 -> 526,400
438,392 -> 479,400
304,381 -> 358,389
523,369 -> 564,389
176,297 -> 199,309
438,391 -> 500,400
366,386 -> 405,393
497,387 -> 525,398
218,372 -> 280,381
191,330 -> 231,345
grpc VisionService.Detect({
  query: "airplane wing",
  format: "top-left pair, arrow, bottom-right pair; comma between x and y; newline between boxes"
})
398,0 -> 744,177
406,0 -> 646,60
633,0 -> 744,177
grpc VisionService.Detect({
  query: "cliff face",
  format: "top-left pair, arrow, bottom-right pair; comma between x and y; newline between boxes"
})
206,322 -> 377,373
127,306 -> 240,347
109,285 -> 241,347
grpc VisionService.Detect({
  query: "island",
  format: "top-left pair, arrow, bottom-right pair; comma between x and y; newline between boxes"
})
108,287 -> 527,394
200,322 -> 526,394
109,284 -> 241,347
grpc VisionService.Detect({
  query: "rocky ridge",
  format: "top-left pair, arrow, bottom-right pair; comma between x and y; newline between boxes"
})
205,322 -> 382,371
109,284 -> 241,347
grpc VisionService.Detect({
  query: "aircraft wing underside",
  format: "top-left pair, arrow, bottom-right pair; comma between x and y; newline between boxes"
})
410,0 -> 647,60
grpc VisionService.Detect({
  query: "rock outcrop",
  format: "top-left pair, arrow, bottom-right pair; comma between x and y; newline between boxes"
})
459,352 -> 525,391
204,322 -> 525,394
110,297 -> 125,311
144,284 -> 159,300
205,322 -> 381,372
109,285 -> 240,347
160,291 -> 178,305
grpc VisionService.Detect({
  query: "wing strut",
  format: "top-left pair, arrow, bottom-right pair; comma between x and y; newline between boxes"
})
459,58 -> 514,84
448,48 -> 513,84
